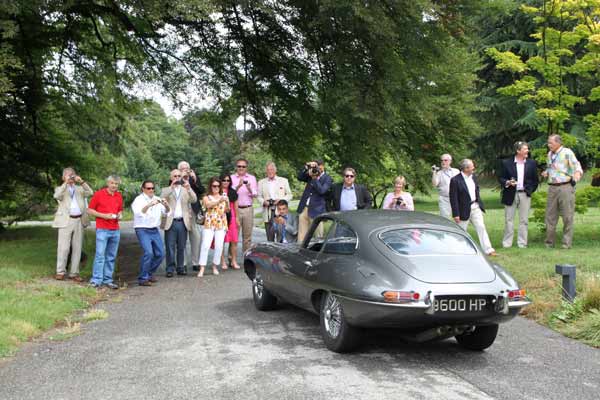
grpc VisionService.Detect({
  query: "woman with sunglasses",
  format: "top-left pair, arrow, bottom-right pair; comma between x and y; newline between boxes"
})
219,173 -> 241,269
198,177 -> 230,277
382,175 -> 414,211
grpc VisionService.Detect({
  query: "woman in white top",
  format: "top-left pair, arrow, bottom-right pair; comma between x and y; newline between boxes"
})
382,175 -> 414,211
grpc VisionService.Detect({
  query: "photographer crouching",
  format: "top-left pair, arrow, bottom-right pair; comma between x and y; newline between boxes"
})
268,200 -> 298,243
258,162 -> 293,241
296,159 -> 332,242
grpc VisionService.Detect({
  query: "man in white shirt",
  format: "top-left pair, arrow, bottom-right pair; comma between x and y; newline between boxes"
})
449,159 -> 497,256
132,180 -> 170,286
257,162 -> 293,241
432,153 -> 459,219
52,167 -> 94,281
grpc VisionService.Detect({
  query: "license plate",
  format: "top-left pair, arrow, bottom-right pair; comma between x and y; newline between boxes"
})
433,296 -> 488,313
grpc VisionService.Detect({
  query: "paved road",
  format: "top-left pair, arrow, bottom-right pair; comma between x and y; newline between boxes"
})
1,229 -> 599,400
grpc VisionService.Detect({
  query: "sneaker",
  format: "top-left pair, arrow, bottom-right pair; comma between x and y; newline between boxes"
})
561,244 -> 571,249
176,270 -> 187,276
103,283 -> 119,290
166,272 -> 174,278
88,282 -> 101,289
148,276 -> 158,283
139,280 -> 152,287
69,275 -> 83,282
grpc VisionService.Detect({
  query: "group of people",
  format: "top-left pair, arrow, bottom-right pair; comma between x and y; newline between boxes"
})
52,133 -> 583,288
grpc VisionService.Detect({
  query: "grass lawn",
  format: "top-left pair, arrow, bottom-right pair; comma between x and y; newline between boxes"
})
0,227 -> 98,357
414,187 -> 600,347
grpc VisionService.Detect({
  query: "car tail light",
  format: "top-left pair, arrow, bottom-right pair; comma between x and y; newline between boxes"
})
382,291 -> 420,303
507,289 -> 526,301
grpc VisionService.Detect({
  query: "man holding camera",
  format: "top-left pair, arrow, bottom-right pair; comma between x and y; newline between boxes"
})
498,141 -> 539,248
52,167 -> 94,282
268,200 -> 298,243
87,175 -> 124,289
230,158 -> 258,253
330,167 -> 372,211
160,169 -> 197,277
449,159 -> 497,256
178,161 -> 205,272
297,159 -> 333,242
542,134 -> 583,249
258,162 -> 293,241
432,154 -> 459,219
131,180 -> 171,286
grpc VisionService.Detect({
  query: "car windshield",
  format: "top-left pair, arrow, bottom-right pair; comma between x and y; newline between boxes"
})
379,228 -> 477,256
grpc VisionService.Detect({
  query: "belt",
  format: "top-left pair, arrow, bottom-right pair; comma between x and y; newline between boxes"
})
238,205 -> 252,208
517,190 -> 526,193
470,200 -> 478,204
173,217 -> 184,221
69,215 -> 82,218
549,181 -> 570,186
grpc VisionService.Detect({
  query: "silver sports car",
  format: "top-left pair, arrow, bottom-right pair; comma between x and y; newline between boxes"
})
244,210 -> 531,353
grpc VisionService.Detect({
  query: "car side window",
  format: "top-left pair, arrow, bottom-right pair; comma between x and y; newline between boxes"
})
305,219 -> 334,252
322,222 -> 358,255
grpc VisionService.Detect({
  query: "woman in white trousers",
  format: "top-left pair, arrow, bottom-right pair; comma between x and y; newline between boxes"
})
198,177 -> 230,277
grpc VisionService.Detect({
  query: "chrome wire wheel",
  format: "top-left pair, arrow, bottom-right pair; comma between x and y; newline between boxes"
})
323,293 -> 342,339
253,274 -> 264,299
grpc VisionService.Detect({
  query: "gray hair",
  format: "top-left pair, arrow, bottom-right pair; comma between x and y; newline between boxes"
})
440,153 -> 452,161
458,159 -> 473,171
265,161 -> 277,171
106,175 -> 121,183
548,134 -> 562,144
177,161 -> 190,170
62,167 -> 76,177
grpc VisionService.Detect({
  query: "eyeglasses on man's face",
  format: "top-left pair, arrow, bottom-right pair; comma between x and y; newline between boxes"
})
345,175 -> 355,178
236,165 -> 247,169
143,187 -> 155,190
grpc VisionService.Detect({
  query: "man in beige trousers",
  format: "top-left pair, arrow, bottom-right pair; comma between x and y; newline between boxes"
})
52,167 -> 93,281
258,162 -> 293,241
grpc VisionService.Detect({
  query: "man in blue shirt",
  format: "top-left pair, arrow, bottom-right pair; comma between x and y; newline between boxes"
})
330,167 -> 372,211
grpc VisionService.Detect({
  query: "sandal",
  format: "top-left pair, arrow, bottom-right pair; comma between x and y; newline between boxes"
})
197,267 -> 205,278
212,267 -> 219,276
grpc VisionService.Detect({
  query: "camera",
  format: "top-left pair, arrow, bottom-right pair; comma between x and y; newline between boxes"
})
267,199 -> 276,209
431,165 -> 440,172
310,166 -> 320,175
174,179 -> 185,185
395,198 -> 404,207
243,179 -> 248,184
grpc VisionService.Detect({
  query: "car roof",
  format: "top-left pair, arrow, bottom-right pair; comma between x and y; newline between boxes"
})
321,210 -> 464,237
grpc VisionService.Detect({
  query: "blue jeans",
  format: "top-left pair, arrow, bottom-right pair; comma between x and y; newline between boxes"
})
135,228 -> 165,283
165,219 -> 187,273
90,229 -> 121,285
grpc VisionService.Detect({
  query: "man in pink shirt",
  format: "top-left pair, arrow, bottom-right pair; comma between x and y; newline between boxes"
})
230,158 -> 258,252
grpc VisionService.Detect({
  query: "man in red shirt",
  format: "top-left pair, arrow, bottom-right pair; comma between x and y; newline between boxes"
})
87,175 -> 124,289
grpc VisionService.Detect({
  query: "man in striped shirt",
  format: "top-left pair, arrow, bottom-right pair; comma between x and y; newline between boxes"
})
541,134 -> 583,249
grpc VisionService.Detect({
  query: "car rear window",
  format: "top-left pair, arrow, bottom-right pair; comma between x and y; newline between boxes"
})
379,229 -> 477,255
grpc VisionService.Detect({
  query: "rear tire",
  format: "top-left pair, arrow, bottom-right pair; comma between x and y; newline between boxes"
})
455,324 -> 499,351
252,273 -> 277,311
319,292 -> 360,353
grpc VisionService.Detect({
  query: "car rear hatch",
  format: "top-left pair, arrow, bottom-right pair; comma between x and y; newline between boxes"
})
371,226 -> 496,284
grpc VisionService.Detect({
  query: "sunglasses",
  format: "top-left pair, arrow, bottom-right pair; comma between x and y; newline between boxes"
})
236,165 -> 247,168
345,175 -> 355,178
143,187 -> 155,190
222,179 -> 230,182
173,174 -> 181,177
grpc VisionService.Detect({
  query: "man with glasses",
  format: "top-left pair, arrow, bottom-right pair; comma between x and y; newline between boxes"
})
178,161 -> 205,272
498,141 -> 539,248
258,162 -> 293,241
330,167 -> 372,212
160,169 -> 197,277
131,180 -> 170,286
230,159 -> 258,252
432,153 -> 459,219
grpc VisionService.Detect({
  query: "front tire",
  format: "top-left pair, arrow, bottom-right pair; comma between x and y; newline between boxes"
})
252,273 -> 277,311
455,324 -> 499,351
319,292 -> 360,353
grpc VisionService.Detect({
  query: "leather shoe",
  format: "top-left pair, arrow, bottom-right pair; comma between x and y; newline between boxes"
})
69,275 -> 83,282
177,270 -> 187,276
148,276 -> 158,283
55,274 -> 65,281
166,272 -> 174,278
139,280 -> 152,287
103,282 -> 119,290
487,251 -> 498,257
